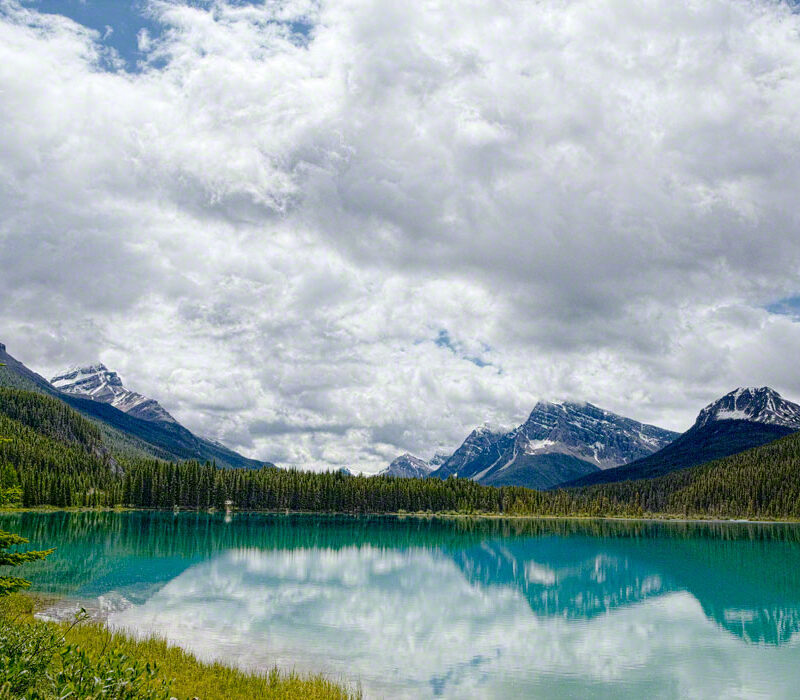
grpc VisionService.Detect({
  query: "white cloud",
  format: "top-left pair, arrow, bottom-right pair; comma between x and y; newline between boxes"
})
3,0 -> 800,470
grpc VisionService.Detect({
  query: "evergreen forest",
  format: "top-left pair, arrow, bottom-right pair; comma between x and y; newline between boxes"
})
2,387 -> 800,520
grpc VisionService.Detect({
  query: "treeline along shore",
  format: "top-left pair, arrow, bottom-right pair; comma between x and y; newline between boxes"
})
2,387 -> 800,520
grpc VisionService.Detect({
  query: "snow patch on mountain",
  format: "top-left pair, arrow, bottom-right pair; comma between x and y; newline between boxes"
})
431,400 -> 679,486
51,364 -> 176,423
427,453 -> 449,469
378,453 -> 434,478
694,387 -> 800,430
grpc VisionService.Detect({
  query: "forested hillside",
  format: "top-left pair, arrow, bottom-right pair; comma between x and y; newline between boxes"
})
0,344 -> 268,469
0,388 -> 103,449
0,389 -> 119,507
1,386 -> 799,519
587,430 -> 800,518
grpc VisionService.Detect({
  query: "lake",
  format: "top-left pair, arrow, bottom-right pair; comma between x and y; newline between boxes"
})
2,512 -> 800,699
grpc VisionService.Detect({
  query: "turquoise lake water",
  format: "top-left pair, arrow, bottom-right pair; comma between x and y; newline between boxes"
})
3,511 -> 800,699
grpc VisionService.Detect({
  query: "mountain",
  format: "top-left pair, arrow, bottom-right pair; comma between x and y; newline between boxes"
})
378,453 -> 433,478
51,364 -> 176,423
431,402 -> 678,489
0,342 -> 269,470
576,425 -> 800,520
428,453 -> 449,470
694,386 -> 800,429
0,341 -> 62,395
563,387 -> 800,488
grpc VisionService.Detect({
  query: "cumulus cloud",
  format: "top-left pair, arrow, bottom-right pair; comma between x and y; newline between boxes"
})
2,0 -> 800,470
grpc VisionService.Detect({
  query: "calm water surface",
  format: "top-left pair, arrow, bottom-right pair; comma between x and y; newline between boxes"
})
3,512 -> 800,699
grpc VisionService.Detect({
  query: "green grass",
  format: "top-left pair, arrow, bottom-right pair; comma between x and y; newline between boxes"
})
0,594 -> 360,700
64,626 -> 360,700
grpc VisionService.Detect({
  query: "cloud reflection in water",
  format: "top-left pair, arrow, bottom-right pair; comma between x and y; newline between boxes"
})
107,546 -> 800,699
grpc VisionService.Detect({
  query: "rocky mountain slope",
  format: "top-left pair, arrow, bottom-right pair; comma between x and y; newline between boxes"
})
51,364 -> 176,423
694,387 -> 800,429
378,453 -> 434,478
0,342 -> 268,470
562,387 -> 800,488
431,402 -> 678,489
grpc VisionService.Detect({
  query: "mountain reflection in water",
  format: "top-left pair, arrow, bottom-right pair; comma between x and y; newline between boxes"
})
3,512 -> 800,698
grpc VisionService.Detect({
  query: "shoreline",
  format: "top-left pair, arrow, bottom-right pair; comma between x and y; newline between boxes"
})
2,505 -> 799,525
1,593 -> 359,700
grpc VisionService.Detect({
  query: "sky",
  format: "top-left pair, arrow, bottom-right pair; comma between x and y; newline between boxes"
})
2,0 -> 800,473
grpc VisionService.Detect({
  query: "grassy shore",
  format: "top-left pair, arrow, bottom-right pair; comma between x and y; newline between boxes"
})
0,594 -> 359,700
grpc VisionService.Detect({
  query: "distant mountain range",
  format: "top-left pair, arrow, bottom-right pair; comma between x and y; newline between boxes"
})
421,402 -> 678,489
562,387 -> 800,488
0,342 -> 268,470
6,339 -> 800,489
380,388 -> 800,491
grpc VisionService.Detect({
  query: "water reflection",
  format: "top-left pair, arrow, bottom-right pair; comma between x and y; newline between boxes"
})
452,535 -> 800,645
3,513 -> 800,697
106,547 -> 800,698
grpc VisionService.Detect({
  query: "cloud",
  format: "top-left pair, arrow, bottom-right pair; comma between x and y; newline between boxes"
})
2,0 -> 800,470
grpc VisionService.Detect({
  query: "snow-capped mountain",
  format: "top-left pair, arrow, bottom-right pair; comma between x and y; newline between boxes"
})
2,342 -> 268,470
694,387 -> 800,430
430,424 -> 515,479
431,402 -> 678,489
51,364 -> 176,423
564,386 -> 800,488
378,453 -> 434,478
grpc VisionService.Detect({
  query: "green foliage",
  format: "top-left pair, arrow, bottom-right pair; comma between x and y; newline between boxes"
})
0,530 -> 53,596
0,616 -> 57,697
0,465 -> 21,507
0,611 -> 172,699
0,388 -> 102,450
0,597 -> 358,700
63,624 -> 360,700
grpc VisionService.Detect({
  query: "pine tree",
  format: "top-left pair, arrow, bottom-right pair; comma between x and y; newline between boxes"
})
0,530 -> 53,596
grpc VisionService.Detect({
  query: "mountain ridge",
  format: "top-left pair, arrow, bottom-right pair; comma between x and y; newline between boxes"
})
378,453 -> 433,478
431,401 -> 678,489
561,387 -> 800,488
694,387 -> 800,430
51,364 -> 177,423
0,342 -> 269,470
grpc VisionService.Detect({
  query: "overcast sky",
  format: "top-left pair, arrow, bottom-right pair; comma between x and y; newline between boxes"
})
2,0 -> 800,472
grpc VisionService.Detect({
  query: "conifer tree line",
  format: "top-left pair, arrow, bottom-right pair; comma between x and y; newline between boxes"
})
0,377 -> 54,595
2,386 -> 800,519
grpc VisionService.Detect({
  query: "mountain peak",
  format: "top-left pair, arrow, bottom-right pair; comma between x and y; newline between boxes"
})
518,400 -> 679,468
51,364 -> 176,424
473,422 -> 513,437
377,453 -> 433,478
694,387 -> 800,430
432,401 -> 678,487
